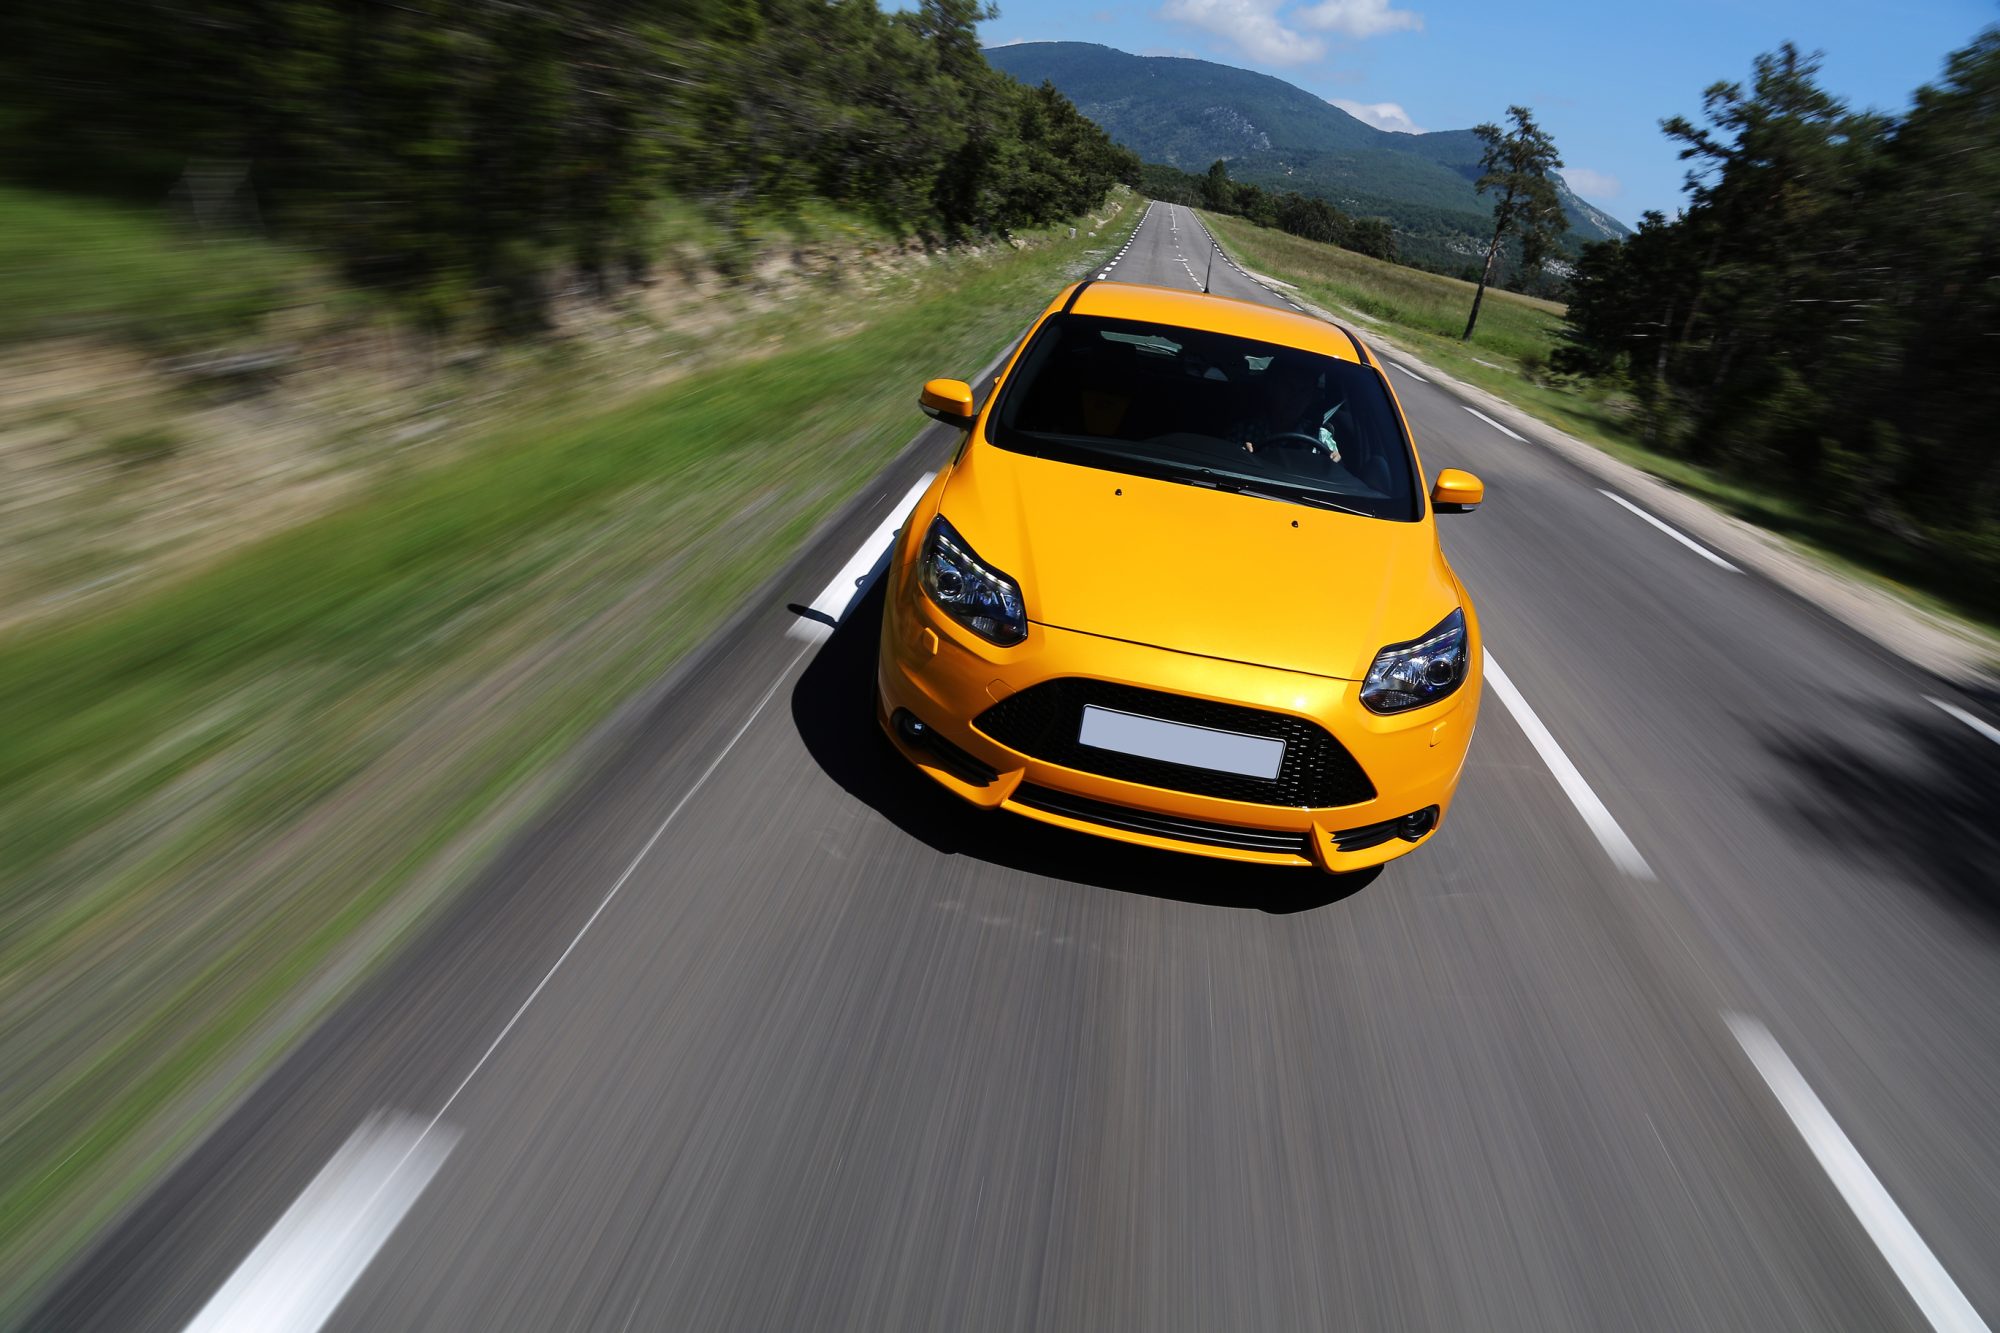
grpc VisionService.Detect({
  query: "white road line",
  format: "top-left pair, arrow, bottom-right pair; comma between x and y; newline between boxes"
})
1483,652 -> 1655,880
1389,363 -> 1430,384
1726,1014 -> 1991,1333
181,1113 -> 458,1333
428,644 -> 810,1137
788,472 -> 935,641
176,297 -> 1053,1332
1928,697 -> 2000,747
1462,406 -> 1527,442
183,635 -> 816,1329
1598,490 -> 1742,573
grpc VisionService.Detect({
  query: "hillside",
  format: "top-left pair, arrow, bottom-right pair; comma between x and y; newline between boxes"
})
986,42 -> 1630,256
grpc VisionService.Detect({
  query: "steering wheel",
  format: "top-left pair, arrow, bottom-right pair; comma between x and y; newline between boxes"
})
1259,430 -> 1337,461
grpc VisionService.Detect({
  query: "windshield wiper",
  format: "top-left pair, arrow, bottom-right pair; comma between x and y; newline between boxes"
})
1178,471 -> 1374,518
1011,439 -> 1378,517
1254,488 -> 1374,518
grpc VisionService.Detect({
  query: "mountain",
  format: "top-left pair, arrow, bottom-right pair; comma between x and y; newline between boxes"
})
985,42 -> 1630,254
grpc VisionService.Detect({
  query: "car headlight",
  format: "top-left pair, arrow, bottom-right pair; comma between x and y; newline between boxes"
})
1360,609 -> 1469,713
920,516 -> 1027,645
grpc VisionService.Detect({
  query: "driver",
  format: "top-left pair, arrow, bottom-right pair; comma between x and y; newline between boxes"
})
1242,358 -> 1340,461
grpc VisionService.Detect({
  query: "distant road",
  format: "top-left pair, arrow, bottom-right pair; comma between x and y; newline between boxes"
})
29,202 -> 2000,1332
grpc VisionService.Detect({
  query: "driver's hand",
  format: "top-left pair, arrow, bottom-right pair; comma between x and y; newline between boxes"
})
1242,440 -> 1256,453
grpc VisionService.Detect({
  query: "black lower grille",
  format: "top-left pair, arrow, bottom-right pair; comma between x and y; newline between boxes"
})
975,678 -> 1374,808
1328,815 -> 1404,852
1012,785 -> 1312,856
1329,805 -> 1437,852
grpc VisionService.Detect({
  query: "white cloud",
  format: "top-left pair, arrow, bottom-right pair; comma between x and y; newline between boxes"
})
1560,167 -> 1623,200
1157,0 -> 1327,66
983,37 -> 1035,48
1298,0 -> 1421,37
1329,98 -> 1422,133
1157,0 -> 1419,67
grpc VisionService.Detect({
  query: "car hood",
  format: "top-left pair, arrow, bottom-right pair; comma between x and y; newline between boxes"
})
935,447 -> 1462,680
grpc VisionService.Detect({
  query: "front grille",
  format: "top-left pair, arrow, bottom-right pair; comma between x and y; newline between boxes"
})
975,678 -> 1374,808
1012,785 -> 1312,857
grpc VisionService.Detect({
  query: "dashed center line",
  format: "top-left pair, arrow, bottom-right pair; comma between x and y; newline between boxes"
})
1598,490 -> 1741,573
1727,1014 -> 1991,1333
1389,363 -> 1430,384
1483,651 -> 1655,880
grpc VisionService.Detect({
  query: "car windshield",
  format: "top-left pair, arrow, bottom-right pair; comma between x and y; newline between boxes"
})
990,313 -> 1421,521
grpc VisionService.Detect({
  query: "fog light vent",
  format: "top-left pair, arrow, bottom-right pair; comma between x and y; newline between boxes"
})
1329,806 -> 1440,853
891,709 -> 999,787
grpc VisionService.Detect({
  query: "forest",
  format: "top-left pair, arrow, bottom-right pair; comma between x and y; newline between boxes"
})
0,0 -> 1140,330
1141,162 -> 1399,263
1555,34 -> 2000,611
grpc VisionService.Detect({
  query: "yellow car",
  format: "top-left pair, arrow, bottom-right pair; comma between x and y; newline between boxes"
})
877,280 -> 1484,873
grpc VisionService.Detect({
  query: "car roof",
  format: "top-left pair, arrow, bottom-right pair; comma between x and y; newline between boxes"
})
1060,281 -> 1369,366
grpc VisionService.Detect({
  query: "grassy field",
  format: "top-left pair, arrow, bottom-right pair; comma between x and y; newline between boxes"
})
1200,210 -> 2000,635
0,186 -> 336,348
0,184 -> 927,353
1214,218 -> 1561,357
0,189 -> 1140,1314
1199,209 -> 1566,377
0,194 -> 943,636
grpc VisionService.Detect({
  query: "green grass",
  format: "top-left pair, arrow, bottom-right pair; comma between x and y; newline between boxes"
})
0,188 -> 1141,1315
1200,209 -> 1562,364
648,195 -> 904,270
1200,209 -> 2000,638
0,186 -> 325,348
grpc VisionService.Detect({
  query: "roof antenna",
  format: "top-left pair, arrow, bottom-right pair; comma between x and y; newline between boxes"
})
1202,244 -> 1215,294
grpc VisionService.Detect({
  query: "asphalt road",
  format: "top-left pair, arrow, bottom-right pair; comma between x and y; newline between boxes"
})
27,202 -> 2000,1332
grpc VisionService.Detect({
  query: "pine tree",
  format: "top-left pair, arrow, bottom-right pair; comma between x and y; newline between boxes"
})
1461,106 -> 1567,341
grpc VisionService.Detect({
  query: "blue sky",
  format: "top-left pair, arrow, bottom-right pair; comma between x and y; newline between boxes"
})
978,0 -> 1996,224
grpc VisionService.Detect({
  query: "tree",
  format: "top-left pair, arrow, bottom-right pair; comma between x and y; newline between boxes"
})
1548,32 -> 2000,613
1461,105 -> 1567,341
0,0 -> 1141,328
1138,162 -> 1204,205
1274,191 -> 1349,246
1348,217 -> 1396,262
1202,159 -> 1233,211
1232,180 -> 1277,228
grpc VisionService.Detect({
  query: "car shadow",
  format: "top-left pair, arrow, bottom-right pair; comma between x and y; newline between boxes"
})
789,578 -> 1377,914
1750,693 -> 2000,932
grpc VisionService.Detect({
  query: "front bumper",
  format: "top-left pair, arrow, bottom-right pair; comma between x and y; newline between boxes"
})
877,570 -> 1479,873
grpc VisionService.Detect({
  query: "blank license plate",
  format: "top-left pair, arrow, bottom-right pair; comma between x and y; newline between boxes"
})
1077,706 -> 1284,780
